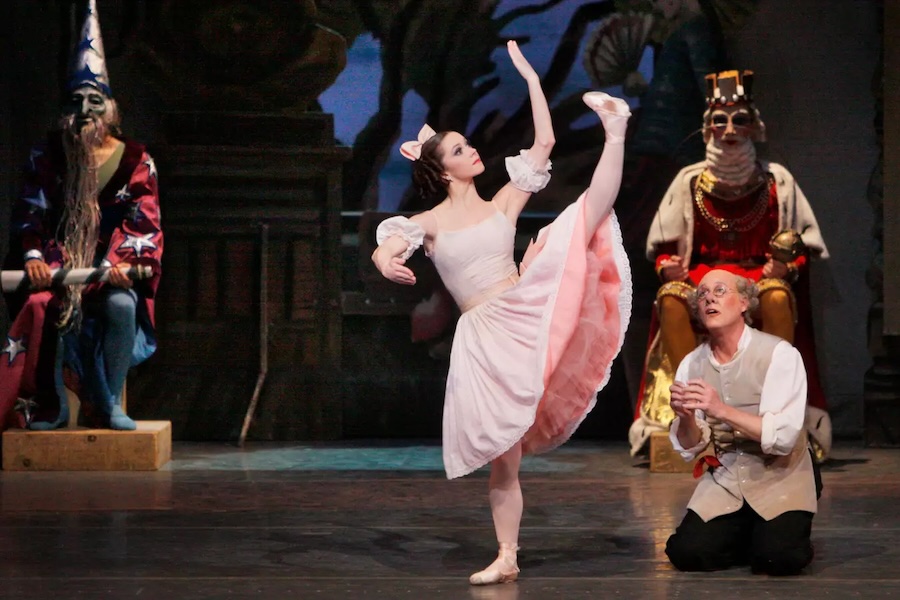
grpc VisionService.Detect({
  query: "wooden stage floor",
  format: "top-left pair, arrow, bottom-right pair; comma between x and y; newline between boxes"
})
0,441 -> 896,599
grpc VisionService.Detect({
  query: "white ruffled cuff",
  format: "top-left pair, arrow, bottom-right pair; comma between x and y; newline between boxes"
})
505,150 -> 552,193
375,216 -> 426,261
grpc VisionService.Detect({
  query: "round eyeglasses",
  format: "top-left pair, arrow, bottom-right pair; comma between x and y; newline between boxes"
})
696,284 -> 733,301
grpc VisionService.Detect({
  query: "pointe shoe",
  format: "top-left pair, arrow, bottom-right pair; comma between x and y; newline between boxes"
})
583,92 -> 631,144
582,91 -> 631,117
469,543 -> 520,586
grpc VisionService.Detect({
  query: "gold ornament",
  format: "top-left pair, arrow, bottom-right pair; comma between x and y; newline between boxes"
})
694,176 -> 770,233
768,229 -> 807,263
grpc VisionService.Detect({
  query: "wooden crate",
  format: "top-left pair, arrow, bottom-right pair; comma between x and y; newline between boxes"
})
649,430 -> 713,474
2,421 -> 172,471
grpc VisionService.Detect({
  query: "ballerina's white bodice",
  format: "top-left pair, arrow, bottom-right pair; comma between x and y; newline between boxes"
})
429,210 -> 519,311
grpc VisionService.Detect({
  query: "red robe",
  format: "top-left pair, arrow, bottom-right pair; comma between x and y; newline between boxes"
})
636,175 -> 827,420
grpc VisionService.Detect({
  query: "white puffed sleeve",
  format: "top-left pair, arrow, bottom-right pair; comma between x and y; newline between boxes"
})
375,216 -> 426,261
505,149 -> 552,193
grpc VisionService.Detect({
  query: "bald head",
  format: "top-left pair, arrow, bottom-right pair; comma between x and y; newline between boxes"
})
698,269 -> 740,291
690,270 -> 759,331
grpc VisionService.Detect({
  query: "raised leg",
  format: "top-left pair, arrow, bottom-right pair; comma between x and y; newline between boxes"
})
582,92 -> 631,237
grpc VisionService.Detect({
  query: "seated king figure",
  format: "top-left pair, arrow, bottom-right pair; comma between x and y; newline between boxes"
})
629,70 -> 832,461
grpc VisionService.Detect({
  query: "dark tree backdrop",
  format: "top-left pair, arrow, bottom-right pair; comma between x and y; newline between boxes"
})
0,0 -> 884,443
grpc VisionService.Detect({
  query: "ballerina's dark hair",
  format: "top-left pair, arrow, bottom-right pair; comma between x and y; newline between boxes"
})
412,132 -> 450,202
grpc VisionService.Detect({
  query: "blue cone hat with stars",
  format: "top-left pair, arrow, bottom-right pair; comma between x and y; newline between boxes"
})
68,0 -> 112,97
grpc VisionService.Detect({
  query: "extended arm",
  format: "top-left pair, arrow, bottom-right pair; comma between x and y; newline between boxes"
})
515,41 -> 555,170
493,40 -> 555,222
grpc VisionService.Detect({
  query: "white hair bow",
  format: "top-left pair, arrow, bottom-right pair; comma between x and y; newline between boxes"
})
399,124 -> 437,161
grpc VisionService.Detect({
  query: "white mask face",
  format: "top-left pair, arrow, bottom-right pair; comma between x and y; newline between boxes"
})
65,86 -> 110,130
703,105 -> 760,187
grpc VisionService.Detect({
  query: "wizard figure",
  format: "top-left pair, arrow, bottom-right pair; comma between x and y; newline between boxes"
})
1,0 -> 163,431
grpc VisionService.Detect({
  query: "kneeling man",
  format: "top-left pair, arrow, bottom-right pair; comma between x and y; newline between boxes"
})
665,269 -> 817,575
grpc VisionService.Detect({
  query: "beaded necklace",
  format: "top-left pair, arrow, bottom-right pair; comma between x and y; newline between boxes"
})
694,172 -> 771,233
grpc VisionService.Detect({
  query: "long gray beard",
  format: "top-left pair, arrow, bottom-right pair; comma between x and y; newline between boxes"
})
57,114 -> 106,331
705,137 -> 757,187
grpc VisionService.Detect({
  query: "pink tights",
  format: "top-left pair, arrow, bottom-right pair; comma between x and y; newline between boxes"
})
489,441 -> 523,545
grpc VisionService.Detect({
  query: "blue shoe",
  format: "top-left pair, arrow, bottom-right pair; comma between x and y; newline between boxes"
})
108,406 -> 136,431
29,416 -> 67,431
28,395 -> 70,431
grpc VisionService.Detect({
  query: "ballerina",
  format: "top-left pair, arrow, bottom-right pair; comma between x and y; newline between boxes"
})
372,40 -> 632,585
